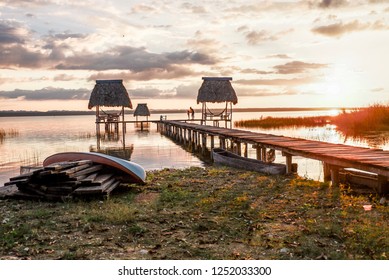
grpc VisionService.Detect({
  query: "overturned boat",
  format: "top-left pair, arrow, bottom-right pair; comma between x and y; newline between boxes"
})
43,152 -> 146,184
212,148 -> 286,175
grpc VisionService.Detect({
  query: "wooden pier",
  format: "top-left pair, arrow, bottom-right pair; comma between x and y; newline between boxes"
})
158,120 -> 389,193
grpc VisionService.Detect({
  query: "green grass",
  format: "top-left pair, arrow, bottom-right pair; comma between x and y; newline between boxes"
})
0,166 -> 388,260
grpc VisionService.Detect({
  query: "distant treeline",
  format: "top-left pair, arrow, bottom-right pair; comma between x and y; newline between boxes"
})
0,107 -> 348,117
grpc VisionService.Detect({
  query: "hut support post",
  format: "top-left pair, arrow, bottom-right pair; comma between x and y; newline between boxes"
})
210,135 -> 214,150
122,106 -> 125,133
95,105 -> 101,138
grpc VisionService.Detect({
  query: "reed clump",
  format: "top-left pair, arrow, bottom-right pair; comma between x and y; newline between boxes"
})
333,105 -> 389,134
235,116 -> 331,129
0,128 -> 19,143
235,105 -> 389,134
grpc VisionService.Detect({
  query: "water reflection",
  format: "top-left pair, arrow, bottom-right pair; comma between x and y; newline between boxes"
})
2,111 -> 389,186
338,130 -> 389,149
90,145 -> 134,160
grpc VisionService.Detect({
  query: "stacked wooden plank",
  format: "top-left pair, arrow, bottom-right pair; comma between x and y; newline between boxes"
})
3,160 -> 122,200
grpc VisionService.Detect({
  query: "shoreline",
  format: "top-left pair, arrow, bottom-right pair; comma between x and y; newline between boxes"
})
0,107 -> 351,118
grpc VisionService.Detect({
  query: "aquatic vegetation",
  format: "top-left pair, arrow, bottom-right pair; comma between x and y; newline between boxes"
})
333,104 -> 389,134
0,128 -> 19,143
235,105 -> 389,138
235,116 -> 331,129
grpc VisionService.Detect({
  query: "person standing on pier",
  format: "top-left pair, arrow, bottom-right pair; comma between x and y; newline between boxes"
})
188,107 -> 194,120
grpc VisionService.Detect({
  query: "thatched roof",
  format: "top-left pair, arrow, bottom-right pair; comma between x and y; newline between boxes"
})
197,77 -> 238,105
88,80 -> 132,109
133,103 -> 150,116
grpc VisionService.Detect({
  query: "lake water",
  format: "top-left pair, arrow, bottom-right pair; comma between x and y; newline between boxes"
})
1,110 -> 389,185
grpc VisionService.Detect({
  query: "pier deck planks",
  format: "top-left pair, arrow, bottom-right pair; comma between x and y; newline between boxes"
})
162,121 -> 389,179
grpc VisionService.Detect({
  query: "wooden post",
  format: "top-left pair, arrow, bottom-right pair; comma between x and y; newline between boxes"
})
261,147 -> 267,162
236,141 -> 241,156
244,143 -> 248,158
256,145 -> 262,160
323,162 -> 331,182
210,135 -> 214,150
283,152 -> 293,174
193,131 -> 197,150
377,175 -> 388,193
122,106 -> 125,133
220,137 -> 225,149
202,133 -> 207,155
330,165 -> 340,187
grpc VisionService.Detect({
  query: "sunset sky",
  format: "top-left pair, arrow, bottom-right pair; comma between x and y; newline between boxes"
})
0,0 -> 388,111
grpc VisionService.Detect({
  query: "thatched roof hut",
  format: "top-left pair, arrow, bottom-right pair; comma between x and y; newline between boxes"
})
196,77 -> 238,128
197,77 -> 238,105
88,80 -> 132,109
134,103 -> 151,117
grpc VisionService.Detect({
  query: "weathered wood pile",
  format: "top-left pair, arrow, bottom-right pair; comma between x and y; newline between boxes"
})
3,160 -> 122,200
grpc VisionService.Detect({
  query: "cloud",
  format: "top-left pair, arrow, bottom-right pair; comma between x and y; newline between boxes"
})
117,84 -> 199,100
181,3 -> 207,13
239,68 -> 273,75
130,3 -> 158,14
317,0 -> 348,8
88,65 -> 198,82
0,21 -> 27,44
186,37 -> 221,52
371,87 -> 384,92
175,84 -> 199,99
237,26 -> 294,45
235,77 -> 317,87
274,61 -> 328,74
53,74 -> 76,81
129,88 -> 163,99
0,0 -> 50,7
0,45 -> 47,68
51,32 -> 88,40
312,20 -> 370,37
267,54 -> 292,59
55,46 -> 217,71
0,87 -> 90,100
245,30 -> 278,45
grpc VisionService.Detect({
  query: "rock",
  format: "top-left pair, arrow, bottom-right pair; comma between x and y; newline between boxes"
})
280,248 -> 289,254
379,197 -> 386,205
